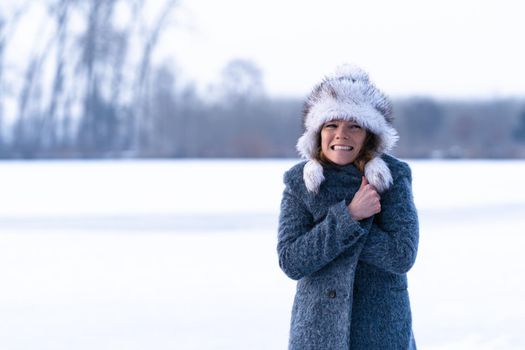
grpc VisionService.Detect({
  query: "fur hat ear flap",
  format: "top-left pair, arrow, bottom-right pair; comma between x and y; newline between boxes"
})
364,156 -> 393,193
303,160 -> 325,193
296,131 -> 317,160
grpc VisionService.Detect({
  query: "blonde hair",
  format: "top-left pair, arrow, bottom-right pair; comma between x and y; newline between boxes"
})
316,130 -> 379,173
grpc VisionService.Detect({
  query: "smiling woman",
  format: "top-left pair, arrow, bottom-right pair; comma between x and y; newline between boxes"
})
277,64 -> 419,349
319,120 -> 367,166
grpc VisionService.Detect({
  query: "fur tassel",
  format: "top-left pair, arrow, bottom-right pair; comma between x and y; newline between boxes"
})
364,157 -> 393,193
303,160 -> 325,193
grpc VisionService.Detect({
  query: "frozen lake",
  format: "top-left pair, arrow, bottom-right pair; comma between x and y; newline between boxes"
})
0,159 -> 524,349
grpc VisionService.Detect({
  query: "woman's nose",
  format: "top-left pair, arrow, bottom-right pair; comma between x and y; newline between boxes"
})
335,128 -> 348,139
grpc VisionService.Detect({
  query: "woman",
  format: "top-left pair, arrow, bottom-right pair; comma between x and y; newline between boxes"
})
277,64 -> 419,349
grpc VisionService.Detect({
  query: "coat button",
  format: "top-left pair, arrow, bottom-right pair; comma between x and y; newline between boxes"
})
342,238 -> 350,245
327,290 -> 337,298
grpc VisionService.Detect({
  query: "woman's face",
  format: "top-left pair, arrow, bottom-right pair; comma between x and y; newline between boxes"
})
320,119 -> 367,166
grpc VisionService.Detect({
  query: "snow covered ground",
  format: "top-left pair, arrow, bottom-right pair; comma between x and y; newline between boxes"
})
0,159 -> 524,350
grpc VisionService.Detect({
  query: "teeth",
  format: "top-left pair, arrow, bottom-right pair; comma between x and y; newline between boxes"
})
332,145 -> 353,151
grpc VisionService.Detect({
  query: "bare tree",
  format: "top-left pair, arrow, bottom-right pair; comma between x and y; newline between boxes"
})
215,58 -> 265,105
131,0 -> 178,155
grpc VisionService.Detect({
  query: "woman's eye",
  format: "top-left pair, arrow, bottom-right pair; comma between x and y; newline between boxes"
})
349,124 -> 361,129
324,123 -> 337,128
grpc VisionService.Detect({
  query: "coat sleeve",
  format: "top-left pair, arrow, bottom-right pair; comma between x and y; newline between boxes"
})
358,163 -> 419,274
277,183 -> 368,281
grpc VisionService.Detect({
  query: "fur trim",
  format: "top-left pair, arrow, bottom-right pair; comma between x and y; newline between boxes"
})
296,131 -> 314,160
304,98 -> 398,153
296,64 -> 398,193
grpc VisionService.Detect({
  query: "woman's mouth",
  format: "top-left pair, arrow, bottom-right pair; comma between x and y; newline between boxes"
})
330,145 -> 354,151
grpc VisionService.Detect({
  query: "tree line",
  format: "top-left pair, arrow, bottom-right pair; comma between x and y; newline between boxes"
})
1,1 -> 525,159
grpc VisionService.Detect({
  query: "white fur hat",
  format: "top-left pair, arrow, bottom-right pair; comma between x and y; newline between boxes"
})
297,64 -> 399,193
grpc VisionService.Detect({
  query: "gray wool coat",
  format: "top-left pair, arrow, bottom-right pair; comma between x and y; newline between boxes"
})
277,154 -> 419,350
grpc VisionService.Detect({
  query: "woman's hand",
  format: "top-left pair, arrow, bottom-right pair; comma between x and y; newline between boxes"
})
348,176 -> 381,221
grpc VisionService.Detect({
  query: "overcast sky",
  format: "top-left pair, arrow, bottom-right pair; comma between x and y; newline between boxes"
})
5,0 -> 525,100
163,0 -> 525,99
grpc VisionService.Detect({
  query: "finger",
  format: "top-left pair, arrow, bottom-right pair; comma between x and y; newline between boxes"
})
360,176 -> 368,188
